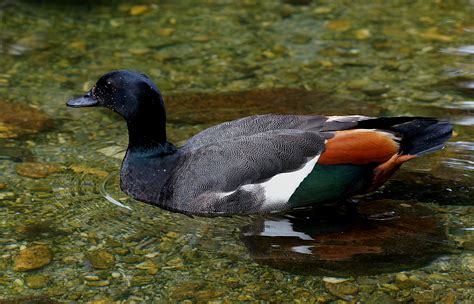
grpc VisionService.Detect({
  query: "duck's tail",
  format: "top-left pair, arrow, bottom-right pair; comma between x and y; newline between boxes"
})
357,117 -> 453,156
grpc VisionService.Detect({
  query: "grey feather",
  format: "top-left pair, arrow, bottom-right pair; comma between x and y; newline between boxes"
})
164,129 -> 325,215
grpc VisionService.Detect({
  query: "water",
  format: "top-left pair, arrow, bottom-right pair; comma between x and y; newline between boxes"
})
1,0 -> 473,302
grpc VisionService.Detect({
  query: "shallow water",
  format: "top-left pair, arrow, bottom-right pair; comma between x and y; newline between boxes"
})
1,0 -> 473,302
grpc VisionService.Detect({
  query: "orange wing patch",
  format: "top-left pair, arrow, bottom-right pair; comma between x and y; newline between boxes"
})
318,129 -> 400,165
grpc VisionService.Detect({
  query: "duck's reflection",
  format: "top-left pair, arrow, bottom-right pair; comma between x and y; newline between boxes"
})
241,200 -> 450,276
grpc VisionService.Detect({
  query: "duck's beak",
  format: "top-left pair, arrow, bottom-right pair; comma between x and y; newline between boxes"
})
66,91 -> 98,108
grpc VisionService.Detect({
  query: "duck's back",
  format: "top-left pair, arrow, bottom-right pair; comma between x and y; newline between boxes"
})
183,114 -> 340,151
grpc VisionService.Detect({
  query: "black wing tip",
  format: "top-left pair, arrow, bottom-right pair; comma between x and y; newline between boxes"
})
356,117 -> 453,156
397,119 -> 453,156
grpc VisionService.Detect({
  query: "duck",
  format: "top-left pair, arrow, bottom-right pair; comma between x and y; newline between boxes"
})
66,70 -> 453,216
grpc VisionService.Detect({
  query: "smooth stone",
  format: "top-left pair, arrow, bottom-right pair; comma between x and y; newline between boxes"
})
165,231 -> 178,238
0,100 -> 52,139
14,245 -> 53,271
25,275 -> 50,289
84,274 -> 100,281
121,255 -> 142,264
346,79 -> 370,90
129,5 -> 149,16
325,282 -> 358,300
169,282 -> 204,300
111,272 -> 121,278
313,7 -> 332,14
0,192 -> 16,201
135,260 -> 160,275
354,29 -> 371,40
111,247 -> 129,255
195,290 -> 225,301
16,162 -> 62,178
395,273 -> 409,281
69,164 -> 108,177
158,28 -> 175,37
326,20 -> 351,32
166,257 -> 184,268
84,250 -> 115,270
412,290 -> 439,303
419,30 -> 453,42
381,283 -> 399,291
322,277 -> 350,284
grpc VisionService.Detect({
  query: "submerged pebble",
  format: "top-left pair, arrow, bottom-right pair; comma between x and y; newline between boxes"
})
84,250 -> 116,270
0,100 -> 52,139
14,245 -> 53,272
0,192 -> 16,201
15,162 -> 62,178
326,20 -> 352,32
129,5 -> 149,16
325,282 -> 359,300
25,275 -> 50,289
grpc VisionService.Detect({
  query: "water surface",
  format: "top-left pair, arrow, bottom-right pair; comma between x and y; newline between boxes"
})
1,1 -> 473,302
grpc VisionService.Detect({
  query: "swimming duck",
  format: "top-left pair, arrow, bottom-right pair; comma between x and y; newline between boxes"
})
67,70 -> 453,216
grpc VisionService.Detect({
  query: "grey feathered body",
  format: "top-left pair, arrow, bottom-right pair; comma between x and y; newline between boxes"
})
119,113 -> 453,216
120,114 -> 337,215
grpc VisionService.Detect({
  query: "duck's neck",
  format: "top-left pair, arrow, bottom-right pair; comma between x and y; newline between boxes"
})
126,105 -> 176,155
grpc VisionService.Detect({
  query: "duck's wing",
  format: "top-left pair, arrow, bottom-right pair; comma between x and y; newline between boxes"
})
162,129 -> 326,215
183,114 -> 369,151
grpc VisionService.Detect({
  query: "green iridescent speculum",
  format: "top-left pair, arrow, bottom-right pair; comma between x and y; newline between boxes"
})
289,164 -> 369,207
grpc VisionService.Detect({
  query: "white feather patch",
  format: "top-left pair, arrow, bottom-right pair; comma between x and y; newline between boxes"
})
327,115 -> 370,122
215,155 -> 320,206
257,155 -> 319,206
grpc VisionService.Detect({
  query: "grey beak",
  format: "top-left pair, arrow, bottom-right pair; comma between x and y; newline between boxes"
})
66,92 -> 98,108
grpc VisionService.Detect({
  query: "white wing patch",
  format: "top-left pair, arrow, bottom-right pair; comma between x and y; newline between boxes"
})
216,155 -> 320,206
256,155 -> 319,206
327,115 -> 370,122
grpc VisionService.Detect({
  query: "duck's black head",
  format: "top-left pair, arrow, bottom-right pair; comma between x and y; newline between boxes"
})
68,70 -> 173,151
67,70 -> 164,120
